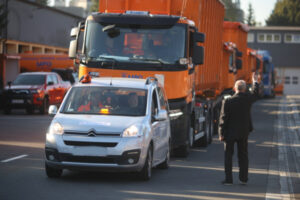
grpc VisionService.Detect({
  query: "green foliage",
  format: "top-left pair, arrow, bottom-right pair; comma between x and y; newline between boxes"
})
266,0 -> 300,26
35,0 -> 49,6
246,3 -> 256,26
0,3 -> 8,38
90,0 -> 99,12
223,0 -> 244,22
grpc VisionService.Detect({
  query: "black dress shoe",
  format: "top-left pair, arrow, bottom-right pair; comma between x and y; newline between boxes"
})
239,180 -> 247,185
222,180 -> 233,185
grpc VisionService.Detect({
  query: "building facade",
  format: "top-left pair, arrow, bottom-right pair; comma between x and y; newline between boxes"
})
248,26 -> 300,95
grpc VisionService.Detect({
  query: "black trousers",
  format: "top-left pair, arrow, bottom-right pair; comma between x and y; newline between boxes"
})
224,138 -> 248,182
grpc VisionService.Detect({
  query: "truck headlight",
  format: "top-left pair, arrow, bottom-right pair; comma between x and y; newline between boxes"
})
122,125 -> 141,137
49,122 -> 64,135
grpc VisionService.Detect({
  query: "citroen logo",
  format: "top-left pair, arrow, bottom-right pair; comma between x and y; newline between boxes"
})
88,130 -> 96,137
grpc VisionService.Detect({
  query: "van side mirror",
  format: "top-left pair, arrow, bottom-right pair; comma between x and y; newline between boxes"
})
48,105 -> 58,116
47,81 -> 54,86
236,58 -> 242,70
154,109 -> 168,121
192,46 -> 204,65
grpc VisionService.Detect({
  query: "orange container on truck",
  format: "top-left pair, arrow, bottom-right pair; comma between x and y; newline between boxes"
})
69,0 -> 225,156
223,22 -> 249,81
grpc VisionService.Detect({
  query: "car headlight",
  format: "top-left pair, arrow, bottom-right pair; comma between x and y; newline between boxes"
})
49,122 -> 64,135
122,125 -> 141,137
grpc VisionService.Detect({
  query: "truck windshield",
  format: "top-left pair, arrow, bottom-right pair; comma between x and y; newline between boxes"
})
85,21 -> 186,64
12,74 -> 45,85
62,86 -> 147,116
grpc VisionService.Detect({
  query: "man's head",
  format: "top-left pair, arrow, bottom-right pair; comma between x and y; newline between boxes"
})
234,80 -> 247,93
128,92 -> 138,108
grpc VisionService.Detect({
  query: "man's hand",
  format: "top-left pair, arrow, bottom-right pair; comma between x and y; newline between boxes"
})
219,136 -> 224,141
252,72 -> 260,83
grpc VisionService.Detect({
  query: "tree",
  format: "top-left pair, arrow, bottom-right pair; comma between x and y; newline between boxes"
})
246,3 -> 256,26
0,2 -> 8,39
35,0 -> 49,6
223,0 -> 244,22
266,0 -> 300,26
90,0 -> 99,12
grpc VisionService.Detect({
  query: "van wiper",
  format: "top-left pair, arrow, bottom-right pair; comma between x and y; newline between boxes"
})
130,57 -> 168,65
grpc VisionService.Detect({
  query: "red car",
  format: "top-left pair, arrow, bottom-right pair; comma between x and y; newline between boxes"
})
3,72 -> 71,114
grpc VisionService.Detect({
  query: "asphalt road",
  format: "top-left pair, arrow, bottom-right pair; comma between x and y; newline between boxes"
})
0,96 -> 299,200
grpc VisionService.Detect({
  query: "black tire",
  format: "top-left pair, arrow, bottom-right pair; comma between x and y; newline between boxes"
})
173,112 -> 191,157
45,163 -> 62,178
26,107 -> 34,114
39,98 -> 49,115
138,145 -> 153,181
157,140 -> 170,169
4,106 -> 11,114
199,115 -> 210,147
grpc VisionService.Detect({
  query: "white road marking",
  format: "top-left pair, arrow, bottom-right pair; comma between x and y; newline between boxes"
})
1,154 -> 28,163
266,96 -> 299,200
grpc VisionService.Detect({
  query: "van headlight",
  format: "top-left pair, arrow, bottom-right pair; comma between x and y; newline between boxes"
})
49,122 -> 64,135
122,125 -> 141,137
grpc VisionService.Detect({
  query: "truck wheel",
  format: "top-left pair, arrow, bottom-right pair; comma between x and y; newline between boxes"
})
39,98 -> 49,115
173,115 -> 191,157
157,140 -> 170,169
45,163 -> 62,178
138,145 -> 153,181
199,116 -> 210,147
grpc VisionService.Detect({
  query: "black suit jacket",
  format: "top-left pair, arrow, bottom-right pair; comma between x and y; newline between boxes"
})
218,83 -> 259,141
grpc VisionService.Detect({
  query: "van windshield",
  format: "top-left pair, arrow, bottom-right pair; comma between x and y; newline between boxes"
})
85,21 -> 186,65
62,86 -> 147,116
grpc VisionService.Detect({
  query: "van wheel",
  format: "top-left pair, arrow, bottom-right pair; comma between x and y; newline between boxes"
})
138,145 -> 153,181
39,98 -> 49,115
157,141 -> 170,169
45,163 -> 62,178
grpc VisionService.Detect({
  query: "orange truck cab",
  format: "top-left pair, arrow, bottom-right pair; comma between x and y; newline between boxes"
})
223,22 -> 249,82
69,0 -> 226,156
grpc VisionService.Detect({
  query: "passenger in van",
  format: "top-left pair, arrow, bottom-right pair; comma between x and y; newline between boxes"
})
77,92 -> 103,112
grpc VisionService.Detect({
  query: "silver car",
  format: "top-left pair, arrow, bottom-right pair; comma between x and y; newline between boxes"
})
45,77 -> 171,180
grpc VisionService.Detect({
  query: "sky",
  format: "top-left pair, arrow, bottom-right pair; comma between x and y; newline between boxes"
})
240,0 -> 278,25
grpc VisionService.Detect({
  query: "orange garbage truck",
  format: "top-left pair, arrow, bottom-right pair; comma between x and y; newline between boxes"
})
68,0 -> 225,156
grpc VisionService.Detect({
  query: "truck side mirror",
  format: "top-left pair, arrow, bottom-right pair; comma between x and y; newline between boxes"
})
70,27 -> 79,37
193,32 -> 205,43
236,50 -> 243,57
69,40 -> 77,59
236,58 -> 242,70
192,46 -> 204,65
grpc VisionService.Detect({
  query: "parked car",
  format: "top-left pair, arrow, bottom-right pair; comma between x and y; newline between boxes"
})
3,72 -> 71,114
45,76 -> 171,180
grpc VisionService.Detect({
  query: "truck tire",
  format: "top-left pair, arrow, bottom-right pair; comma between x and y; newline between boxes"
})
199,113 -> 210,147
45,163 -> 62,178
173,114 -> 191,157
138,145 -> 153,181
